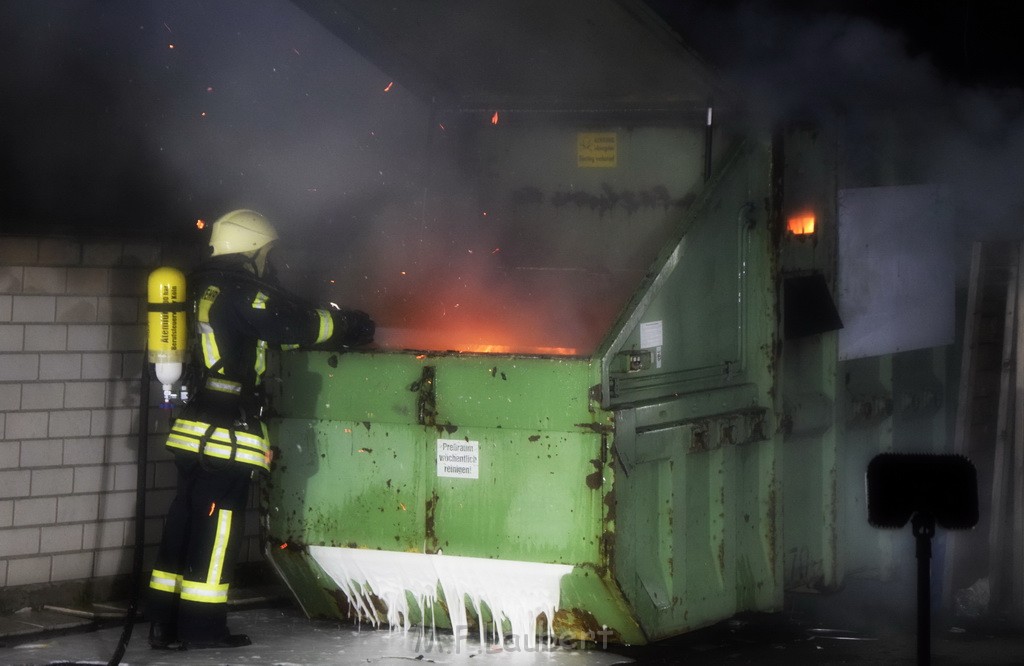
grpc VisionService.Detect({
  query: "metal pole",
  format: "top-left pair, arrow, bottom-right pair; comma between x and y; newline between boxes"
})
107,351 -> 150,665
913,513 -> 935,666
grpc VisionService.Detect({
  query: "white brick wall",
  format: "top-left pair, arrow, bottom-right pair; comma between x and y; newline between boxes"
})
0,234 -> 263,597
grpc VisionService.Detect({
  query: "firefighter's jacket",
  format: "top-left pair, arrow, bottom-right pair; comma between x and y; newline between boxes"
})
166,260 -> 334,472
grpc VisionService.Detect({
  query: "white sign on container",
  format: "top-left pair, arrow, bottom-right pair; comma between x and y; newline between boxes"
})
640,320 -> 663,348
436,439 -> 479,479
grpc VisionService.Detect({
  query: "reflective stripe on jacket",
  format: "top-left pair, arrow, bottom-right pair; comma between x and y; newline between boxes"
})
166,260 -> 335,471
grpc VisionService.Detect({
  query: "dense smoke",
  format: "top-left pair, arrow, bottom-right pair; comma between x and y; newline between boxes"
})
656,0 -> 1024,627
2,1 -> 1023,323
653,1 -> 1024,255
0,1 -> 428,241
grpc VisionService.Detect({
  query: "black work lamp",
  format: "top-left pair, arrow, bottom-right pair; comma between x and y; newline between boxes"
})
866,453 -> 978,666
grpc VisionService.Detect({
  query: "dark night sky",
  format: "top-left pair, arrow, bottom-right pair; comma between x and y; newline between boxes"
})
0,0 -> 1023,244
651,0 -> 1024,89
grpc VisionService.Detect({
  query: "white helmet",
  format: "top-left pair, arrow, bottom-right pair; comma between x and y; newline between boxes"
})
209,209 -> 279,257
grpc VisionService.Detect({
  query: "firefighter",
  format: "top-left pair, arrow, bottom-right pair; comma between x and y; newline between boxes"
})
147,209 -> 374,650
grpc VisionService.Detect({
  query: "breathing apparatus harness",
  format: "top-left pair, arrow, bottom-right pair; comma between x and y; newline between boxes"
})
178,264 -> 291,471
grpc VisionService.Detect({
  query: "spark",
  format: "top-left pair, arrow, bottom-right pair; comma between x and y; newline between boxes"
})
438,123 -> 446,132
491,111 -> 499,125
292,48 -> 301,56
329,302 -> 340,309
384,81 -> 394,92
206,86 -> 214,92
163,22 -> 172,33
168,43 -> 175,49
279,542 -> 288,550
491,247 -> 500,254
208,503 -> 216,516
195,219 -> 206,230
200,111 -> 206,117
400,271 -> 407,276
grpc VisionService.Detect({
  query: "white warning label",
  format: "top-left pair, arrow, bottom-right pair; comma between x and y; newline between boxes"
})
640,320 -> 663,348
437,439 -> 479,479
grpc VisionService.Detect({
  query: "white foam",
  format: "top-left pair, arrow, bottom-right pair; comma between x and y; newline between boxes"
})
308,546 -> 573,649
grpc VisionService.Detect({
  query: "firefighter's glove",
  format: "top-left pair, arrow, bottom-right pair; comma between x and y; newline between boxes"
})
330,309 -> 375,348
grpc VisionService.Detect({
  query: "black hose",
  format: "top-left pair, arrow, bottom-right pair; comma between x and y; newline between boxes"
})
105,352 -> 151,665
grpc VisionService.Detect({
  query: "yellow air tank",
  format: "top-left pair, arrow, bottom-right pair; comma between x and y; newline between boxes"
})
147,267 -> 187,404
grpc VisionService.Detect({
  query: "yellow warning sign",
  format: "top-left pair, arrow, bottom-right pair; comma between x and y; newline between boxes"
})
577,132 -> 617,168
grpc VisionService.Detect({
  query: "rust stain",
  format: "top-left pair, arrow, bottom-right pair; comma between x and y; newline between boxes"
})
767,479 -> 778,577
552,608 -> 621,644
599,530 -> 615,563
576,421 -> 613,435
577,561 -> 609,579
585,458 -> 603,489
603,487 -> 616,525
425,491 -> 440,553
750,412 -> 767,442
689,425 -> 709,453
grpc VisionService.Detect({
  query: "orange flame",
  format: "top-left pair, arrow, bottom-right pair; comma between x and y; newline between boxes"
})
457,344 -> 579,355
787,214 -> 816,235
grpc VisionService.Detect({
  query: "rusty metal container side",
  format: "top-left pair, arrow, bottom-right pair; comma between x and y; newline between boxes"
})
597,139 -> 783,639
262,136 -> 786,644
778,127 -> 955,596
264,351 -> 646,643
776,127 -> 844,592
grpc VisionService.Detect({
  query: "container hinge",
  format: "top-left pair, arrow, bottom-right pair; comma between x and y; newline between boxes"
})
410,365 -> 437,427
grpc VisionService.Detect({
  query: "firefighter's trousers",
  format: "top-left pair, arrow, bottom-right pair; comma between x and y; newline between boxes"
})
147,454 -> 251,641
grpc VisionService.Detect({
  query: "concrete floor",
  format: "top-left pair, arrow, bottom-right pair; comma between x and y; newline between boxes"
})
0,603 -> 632,666
2,587 -> 1024,665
